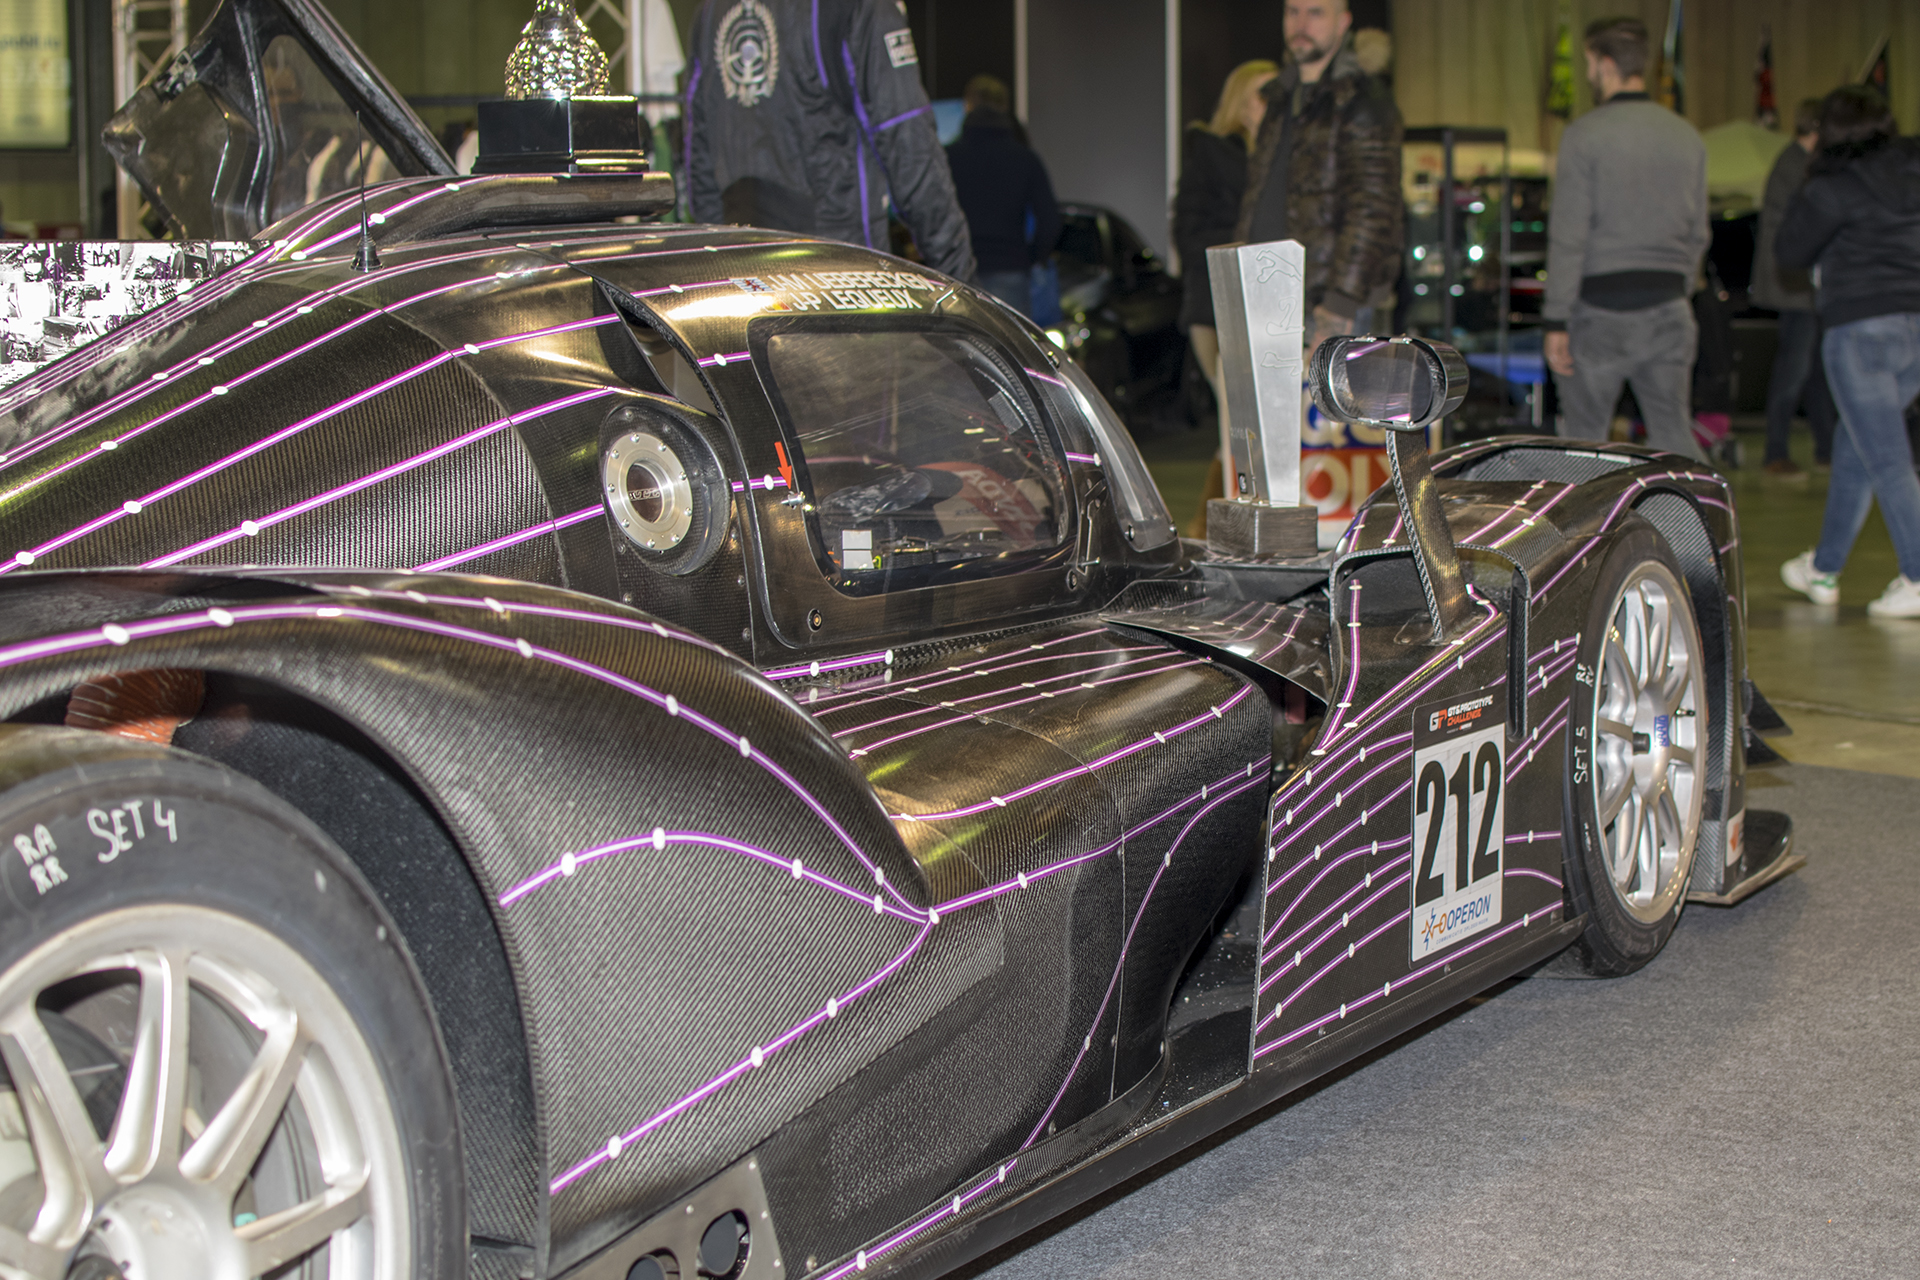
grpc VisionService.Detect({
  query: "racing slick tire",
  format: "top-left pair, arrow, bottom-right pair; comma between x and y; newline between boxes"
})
0,727 -> 463,1280
1560,519 -> 1709,977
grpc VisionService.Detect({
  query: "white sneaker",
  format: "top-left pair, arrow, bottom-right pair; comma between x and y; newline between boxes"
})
1781,551 -> 1839,606
1867,575 -> 1920,618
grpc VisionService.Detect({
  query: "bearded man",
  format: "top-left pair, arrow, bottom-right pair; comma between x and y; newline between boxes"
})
1542,17 -> 1708,458
1234,0 -> 1404,351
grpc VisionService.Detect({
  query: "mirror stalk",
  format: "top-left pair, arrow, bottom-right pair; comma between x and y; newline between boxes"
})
1307,334 -> 1474,644
1384,431 -> 1474,642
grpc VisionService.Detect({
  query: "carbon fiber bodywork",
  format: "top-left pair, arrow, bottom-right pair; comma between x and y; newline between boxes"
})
0,181 -> 1788,1279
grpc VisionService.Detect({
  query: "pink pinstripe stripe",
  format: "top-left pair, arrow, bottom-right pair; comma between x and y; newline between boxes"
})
1255,907 -> 1559,1057
1261,870 -> 1411,1018
817,1160 -> 1017,1280
147,388 -> 618,567
890,685 -> 1257,823
834,648 -> 1190,740
412,505 -> 601,573
846,658 -> 1204,759
497,828 -> 924,919
2,315 -> 618,573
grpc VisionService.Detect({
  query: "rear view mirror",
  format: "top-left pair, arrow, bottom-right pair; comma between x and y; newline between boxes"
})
1308,334 -> 1473,643
1308,335 -> 1466,430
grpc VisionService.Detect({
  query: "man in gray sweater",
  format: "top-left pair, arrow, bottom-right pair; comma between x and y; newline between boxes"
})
1543,17 -> 1709,459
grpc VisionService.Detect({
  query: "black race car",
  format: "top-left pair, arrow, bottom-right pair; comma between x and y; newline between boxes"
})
0,5 -> 1796,1280
1047,204 -> 1187,424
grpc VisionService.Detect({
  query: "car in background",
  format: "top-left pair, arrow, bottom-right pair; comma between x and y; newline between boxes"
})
1047,203 -> 1187,428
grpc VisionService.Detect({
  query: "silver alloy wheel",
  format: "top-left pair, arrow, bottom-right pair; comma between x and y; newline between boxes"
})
0,906 -> 411,1280
1590,561 -> 1706,923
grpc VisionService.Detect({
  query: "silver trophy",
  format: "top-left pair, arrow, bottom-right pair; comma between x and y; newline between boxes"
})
505,0 -> 612,100
1205,240 -> 1319,558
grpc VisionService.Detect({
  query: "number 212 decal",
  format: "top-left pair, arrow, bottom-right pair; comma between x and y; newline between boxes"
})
1410,688 -> 1506,960
1415,745 -> 1502,906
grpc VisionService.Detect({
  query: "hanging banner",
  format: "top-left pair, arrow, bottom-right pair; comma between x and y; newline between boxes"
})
0,0 -> 71,148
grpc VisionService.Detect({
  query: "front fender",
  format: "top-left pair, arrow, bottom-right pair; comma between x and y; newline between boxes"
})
1428,438 -> 1749,892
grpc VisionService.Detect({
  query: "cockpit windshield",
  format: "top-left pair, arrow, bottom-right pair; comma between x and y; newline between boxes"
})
759,326 -> 1067,596
260,35 -> 400,225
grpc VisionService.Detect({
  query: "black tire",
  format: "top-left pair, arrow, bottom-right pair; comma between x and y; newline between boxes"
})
0,727 -> 463,1279
1560,519 -> 1709,976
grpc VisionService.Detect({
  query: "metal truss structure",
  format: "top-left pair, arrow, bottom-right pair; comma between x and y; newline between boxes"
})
113,0 -> 190,238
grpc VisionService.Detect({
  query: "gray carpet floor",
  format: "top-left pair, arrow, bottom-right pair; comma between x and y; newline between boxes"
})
968,764 -> 1919,1279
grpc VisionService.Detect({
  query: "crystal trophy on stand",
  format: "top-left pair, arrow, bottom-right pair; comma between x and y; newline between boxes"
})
505,0 -> 612,99
480,0 -> 647,175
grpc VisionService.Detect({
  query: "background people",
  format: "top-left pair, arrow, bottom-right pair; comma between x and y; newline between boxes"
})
1234,0 -> 1403,351
1179,60 -> 1278,395
684,0 -> 975,282
945,75 -> 1061,318
1542,17 -> 1708,460
1776,87 -> 1920,617
1176,59 -> 1277,536
1350,28 -> 1391,81
1754,98 -> 1838,478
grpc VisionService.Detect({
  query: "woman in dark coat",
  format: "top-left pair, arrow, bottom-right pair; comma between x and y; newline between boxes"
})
1175,59 -> 1277,536
1775,86 -> 1920,617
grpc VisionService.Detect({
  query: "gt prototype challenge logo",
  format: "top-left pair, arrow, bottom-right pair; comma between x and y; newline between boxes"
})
717,0 -> 779,107
1429,693 -> 1494,735
1410,687 -> 1506,961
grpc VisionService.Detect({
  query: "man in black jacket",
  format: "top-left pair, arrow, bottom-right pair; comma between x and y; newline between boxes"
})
1753,99 -> 1835,475
684,0 -> 975,282
1236,0 -> 1403,348
945,76 -> 1061,317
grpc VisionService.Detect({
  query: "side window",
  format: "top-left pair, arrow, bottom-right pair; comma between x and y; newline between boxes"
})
260,35 -> 397,223
1040,360 -> 1176,551
759,327 -> 1068,596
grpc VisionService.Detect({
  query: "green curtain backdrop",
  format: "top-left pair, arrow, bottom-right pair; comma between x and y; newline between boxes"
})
1393,0 -> 1917,152
325,0 -> 698,103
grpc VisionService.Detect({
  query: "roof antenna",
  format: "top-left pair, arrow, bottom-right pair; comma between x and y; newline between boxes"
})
352,112 -> 380,273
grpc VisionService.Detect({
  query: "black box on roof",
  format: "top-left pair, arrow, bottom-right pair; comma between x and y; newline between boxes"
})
475,96 -> 648,175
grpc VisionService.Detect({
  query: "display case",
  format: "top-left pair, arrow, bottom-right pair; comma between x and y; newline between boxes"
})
1402,126 -> 1557,433
1402,127 -> 1511,355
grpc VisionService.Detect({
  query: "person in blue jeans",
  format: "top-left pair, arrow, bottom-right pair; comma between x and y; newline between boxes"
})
1776,86 -> 1920,617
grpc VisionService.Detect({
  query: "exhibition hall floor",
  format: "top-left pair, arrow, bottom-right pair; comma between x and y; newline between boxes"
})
956,424 -> 1920,1279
